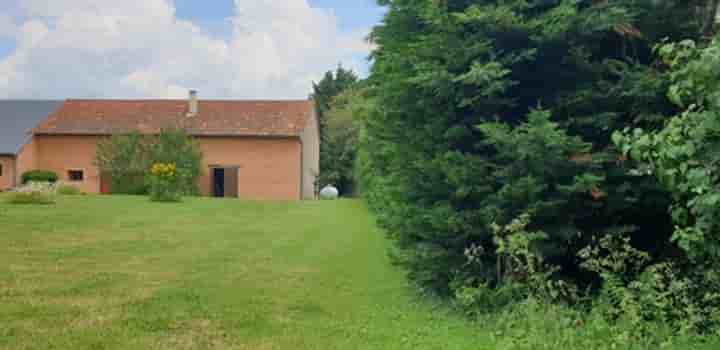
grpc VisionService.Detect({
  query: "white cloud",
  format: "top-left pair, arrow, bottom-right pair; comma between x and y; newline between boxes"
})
0,14 -> 17,38
0,0 -> 372,99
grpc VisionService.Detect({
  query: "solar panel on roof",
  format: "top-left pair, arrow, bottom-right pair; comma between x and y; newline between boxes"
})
0,101 -> 63,155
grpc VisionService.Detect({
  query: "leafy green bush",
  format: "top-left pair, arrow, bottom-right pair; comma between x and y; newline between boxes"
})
95,131 -> 152,194
456,213 -> 720,339
95,128 -> 203,196
615,38 -> 720,265
611,38 -> 720,335
456,216 -> 720,345
147,128 -> 203,196
455,213 -> 570,313
5,182 -> 56,204
579,231 -> 720,334
485,297 -> 720,350
57,184 -> 81,195
488,263 -> 720,349
147,163 -> 182,202
21,170 -> 58,184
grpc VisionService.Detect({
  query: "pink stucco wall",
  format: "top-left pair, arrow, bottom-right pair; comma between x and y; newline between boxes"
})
197,137 -> 302,200
34,135 -> 102,194
0,156 -> 14,190
27,135 -> 303,200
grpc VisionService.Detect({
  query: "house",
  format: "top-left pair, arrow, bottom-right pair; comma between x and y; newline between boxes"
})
0,100 -> 64,191
2,92 -> 319,200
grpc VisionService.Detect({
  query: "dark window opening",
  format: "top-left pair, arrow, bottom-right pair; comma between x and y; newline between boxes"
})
68,170 -> 84,182
0,164 -> 3,176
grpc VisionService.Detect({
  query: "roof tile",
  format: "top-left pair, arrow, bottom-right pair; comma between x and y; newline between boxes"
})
34,99 -> 314,137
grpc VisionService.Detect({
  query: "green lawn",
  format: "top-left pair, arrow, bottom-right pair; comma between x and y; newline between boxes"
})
0,196 -> 491,349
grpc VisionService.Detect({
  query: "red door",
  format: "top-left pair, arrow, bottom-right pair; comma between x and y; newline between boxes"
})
100,174 -> 111,194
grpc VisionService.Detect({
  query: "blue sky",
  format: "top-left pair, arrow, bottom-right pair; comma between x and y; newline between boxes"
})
0,1 -> 386,99
0,40 -> 13,58
174,0 -> 383,31
305,0 -> 385,31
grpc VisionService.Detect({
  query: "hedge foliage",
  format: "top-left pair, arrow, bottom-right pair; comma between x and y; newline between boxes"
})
357,0 -> 720,333
21,170 -> 58,184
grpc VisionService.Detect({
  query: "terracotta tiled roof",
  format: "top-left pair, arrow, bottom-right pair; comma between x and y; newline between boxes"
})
34,99 -> 315,137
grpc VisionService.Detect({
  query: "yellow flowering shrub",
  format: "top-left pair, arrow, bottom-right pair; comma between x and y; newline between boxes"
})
150,163 -> 177,178
148,162 -> 182,202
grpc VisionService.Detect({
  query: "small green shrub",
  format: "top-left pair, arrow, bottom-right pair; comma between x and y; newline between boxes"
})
579,232 -> 720,335
456,214 -> 578,313
5,182 -> 56,205
21,170 -> 58,184
148,128 -> 203,195
57,184 -> 81,195
147,163 -> 182,202
457,215 -> 720,344
485,297 -> 720,350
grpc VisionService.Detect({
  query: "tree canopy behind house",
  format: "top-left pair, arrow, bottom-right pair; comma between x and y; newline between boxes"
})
311,66 -> 359,194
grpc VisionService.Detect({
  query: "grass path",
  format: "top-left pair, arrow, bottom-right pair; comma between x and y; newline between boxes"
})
0,196 -> 490,349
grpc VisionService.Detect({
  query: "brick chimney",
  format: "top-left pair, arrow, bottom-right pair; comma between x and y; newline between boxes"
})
187,90 -> 198,117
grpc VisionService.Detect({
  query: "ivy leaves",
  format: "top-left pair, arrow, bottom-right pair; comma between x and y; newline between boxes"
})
615,39 -> 720,263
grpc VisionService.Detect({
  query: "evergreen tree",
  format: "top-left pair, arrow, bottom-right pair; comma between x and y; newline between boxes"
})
318,85 -> 372,195
311,66 -> 358,192
360,0 -> 704,295
311,65 -> 358,137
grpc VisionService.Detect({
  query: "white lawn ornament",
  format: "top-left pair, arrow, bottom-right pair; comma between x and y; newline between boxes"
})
320,185 -> 340,200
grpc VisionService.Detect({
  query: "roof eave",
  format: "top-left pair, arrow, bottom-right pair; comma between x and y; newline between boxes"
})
33,131 -> 302,139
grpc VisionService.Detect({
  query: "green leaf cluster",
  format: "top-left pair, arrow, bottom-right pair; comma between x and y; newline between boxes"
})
616,37 -> 720,264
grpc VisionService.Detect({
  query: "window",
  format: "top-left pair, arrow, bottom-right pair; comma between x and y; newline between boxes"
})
68,170 -> 84,182
0,164 -> 3,177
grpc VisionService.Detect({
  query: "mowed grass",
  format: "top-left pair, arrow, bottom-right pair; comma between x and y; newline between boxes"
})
0,196 -> 491,349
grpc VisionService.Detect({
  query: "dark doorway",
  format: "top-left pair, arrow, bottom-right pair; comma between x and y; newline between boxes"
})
213,168 -> 225,197
210,166 -> 240,198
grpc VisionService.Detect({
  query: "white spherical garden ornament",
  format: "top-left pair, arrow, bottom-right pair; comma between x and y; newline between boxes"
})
320,185 -> 340,200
